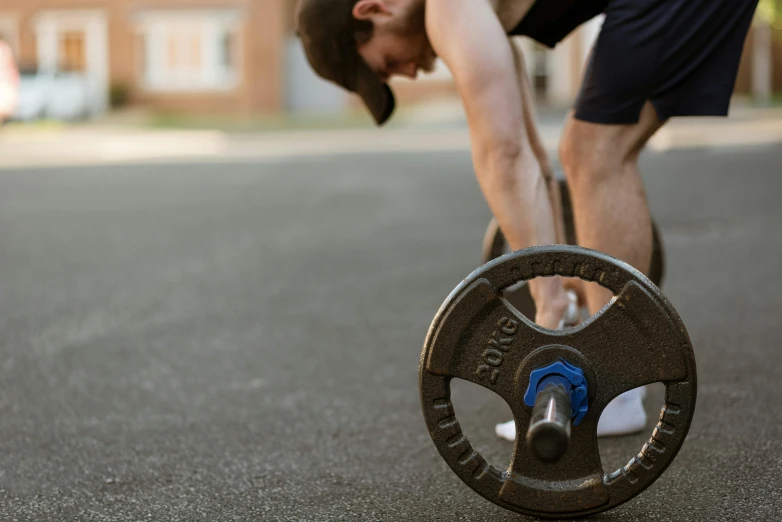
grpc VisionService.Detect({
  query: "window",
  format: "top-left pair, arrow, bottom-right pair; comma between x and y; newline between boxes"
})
162,26 -> 202,83
220,31 -> 235,71
59,30 -> 87,72
136,10 -> 242,92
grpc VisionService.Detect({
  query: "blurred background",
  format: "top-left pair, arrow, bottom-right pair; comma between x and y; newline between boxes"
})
1,4 -> 781,520
0,0 -> 781,130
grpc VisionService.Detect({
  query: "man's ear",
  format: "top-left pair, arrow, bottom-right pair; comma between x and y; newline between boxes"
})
353,0 -> 392,21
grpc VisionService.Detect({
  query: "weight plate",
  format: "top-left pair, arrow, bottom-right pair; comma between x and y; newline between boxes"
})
480,180 -> 666,320
419,245 -> 696,518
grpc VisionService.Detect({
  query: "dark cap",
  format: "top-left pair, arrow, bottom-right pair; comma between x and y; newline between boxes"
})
295,0 -> 395,125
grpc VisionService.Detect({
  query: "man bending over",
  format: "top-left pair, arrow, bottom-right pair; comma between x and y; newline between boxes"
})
295,0 -> 758,439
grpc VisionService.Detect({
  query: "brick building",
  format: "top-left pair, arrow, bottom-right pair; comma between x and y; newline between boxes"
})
0,0 -> 288,116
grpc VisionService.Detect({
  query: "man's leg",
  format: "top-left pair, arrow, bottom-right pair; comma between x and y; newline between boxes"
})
496,101 -> 663,441
557,101 -> 664,437
560,101 -> 665,316
560,0 -> 757,313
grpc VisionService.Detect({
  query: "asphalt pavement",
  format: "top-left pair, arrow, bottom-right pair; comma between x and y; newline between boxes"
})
1,145 -> 781,521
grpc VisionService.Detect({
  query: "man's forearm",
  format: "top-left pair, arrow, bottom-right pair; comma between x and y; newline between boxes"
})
473,139 -> 573,329
472,140 -> 559,253
470,39 -> 561,254
509,38 -> 566,246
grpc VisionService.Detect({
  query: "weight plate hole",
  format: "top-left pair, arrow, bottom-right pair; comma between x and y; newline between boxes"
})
449,378 -> 514,472
597,383 -> 666,475
501,275 -> 614,330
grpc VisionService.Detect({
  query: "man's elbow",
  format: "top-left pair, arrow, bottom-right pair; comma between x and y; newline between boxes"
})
474,139 -> 526,182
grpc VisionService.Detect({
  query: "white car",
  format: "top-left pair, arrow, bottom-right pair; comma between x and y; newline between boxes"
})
13,67 -> 93,122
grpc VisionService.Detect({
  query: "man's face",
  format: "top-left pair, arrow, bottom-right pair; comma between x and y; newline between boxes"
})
354,0 -> 436,82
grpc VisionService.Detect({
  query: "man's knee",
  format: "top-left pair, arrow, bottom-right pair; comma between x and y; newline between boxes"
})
559,120 -> 625,187
560,103 -> 664,185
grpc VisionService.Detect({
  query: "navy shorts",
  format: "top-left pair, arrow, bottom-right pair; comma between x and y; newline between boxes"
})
513,0 -> 760,124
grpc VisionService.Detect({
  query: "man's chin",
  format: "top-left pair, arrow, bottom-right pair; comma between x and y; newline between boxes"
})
419,57 -> 437,74
421,49 -> 438,73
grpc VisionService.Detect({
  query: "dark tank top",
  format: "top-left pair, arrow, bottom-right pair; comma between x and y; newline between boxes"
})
510,0 -> 610,48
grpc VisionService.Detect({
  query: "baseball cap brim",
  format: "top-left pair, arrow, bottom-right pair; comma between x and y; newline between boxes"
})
354,58 -> 395,126
295,0 -> 396,126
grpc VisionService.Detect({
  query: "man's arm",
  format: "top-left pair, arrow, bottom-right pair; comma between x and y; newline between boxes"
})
426,0 -> 559,251
509,38 -> 566,245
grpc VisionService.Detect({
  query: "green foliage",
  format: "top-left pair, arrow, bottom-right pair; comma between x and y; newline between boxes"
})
757,0 -> 782,30
109,83 -> 131,109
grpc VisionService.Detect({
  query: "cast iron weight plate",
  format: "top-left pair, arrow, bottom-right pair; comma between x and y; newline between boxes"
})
481,180 -> 666,320
419,245 -> 696,518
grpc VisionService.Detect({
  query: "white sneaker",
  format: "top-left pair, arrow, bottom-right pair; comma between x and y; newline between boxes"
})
596,387 -> 647,437
557,290 -> 581,329
495,419 -> 517,441
495,387 -> 647,442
